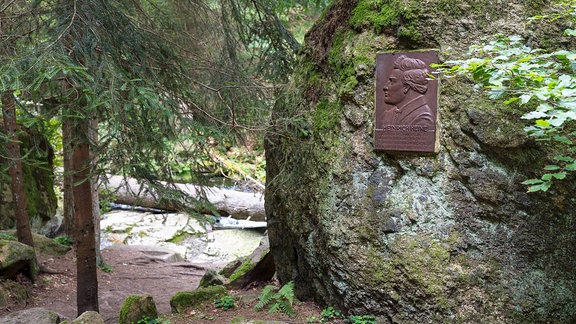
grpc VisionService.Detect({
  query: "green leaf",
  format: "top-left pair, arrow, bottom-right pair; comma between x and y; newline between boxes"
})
554,155 -> 574,162
521,178 -> 543,185
544,165 -> 560,171
558,100 -> 576,109
565,162 -> 576,171
504,97 -> 519,104
527,181 -> 552,192
522,110 -> 548,120
541,173 -> 553,181
535,119 -> 550,127
552,172 -> 567,180
519,94 -> 532,104
552,136 -> 573,145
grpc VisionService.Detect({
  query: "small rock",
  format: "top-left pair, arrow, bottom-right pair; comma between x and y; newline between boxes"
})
118,294 -> 158,324
199,268 -> 226,288
71,311 -> 104,323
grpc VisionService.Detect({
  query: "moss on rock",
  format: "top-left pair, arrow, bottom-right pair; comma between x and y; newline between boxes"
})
118,294 -> 158,324
228,257 -> 254,282
169,285 -> 227,314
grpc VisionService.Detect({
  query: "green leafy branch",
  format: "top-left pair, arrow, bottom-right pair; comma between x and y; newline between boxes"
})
437,29 -> 576,192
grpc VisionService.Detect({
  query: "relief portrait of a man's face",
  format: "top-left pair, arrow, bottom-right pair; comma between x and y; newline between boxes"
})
383,69 -> 407,106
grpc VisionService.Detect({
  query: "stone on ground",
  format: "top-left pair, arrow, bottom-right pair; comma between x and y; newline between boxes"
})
199,269 -> 226,288
0,307 -> 60,324
71,311 -> 104,323
170,285 -> 227,314
118,294 -> 158,324
0,239 -> 37,279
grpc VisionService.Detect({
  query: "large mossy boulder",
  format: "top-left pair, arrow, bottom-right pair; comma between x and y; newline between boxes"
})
0,239 -> 38,279
0,124 -> 57,231
265,0 -> 576,322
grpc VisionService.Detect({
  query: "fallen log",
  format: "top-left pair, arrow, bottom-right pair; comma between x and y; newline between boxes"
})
100,175 -> 265,221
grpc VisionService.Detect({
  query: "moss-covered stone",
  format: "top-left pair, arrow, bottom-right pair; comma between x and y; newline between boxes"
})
228,257 -> 255,282
0,239 -> 39,279
266,0 -> 576,322
118,294 -> 158,324
349,0 -> 424,42
198,269 -> 225,288
169,285 -> 227,314
0,231 -> 70,256
219,257 -> 247,278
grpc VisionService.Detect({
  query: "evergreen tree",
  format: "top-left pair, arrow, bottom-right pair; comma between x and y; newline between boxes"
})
1,0 -> 328,314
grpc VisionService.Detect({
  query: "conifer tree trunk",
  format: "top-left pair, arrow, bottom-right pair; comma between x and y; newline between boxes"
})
57,0 -> 100,311
89,116 -> 103,266
1,91 -> 36,249
62,114 -> 74,236
70,118 -> 99,314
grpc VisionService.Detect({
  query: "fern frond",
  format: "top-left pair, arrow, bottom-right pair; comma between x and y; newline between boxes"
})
276,299 -> 296,317
255,282 -> 297,317
255,285 -> 276,311
268,302 -> 281,314
277,281 -> 295,305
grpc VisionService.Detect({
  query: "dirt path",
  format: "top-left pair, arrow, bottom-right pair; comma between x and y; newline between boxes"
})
2,248 -> 225,323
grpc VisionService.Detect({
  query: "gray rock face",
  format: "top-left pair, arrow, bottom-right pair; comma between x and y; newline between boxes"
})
265,1 -> 576,322
1,307 -> 60,324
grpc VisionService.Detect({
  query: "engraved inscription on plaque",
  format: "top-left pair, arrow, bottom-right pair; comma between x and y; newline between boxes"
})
375,51 -> 439,153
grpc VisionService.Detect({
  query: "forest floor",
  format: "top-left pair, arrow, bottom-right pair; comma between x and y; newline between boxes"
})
1,248 -> 326,323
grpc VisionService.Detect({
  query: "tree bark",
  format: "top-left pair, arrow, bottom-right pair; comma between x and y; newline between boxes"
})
89,116 -> 103,266
71,120 -> 99,314
62,114 -> 74,236
2,92 -> 36,248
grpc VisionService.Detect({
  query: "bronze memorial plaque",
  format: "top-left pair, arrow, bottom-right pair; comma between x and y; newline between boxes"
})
375,51 -> 439,153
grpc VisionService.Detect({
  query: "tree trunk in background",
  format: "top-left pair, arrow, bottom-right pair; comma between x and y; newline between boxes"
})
70,119 -> 99,314
2,92 -> 35,248
89,116 -> 102,266
62,114 -> 74,236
